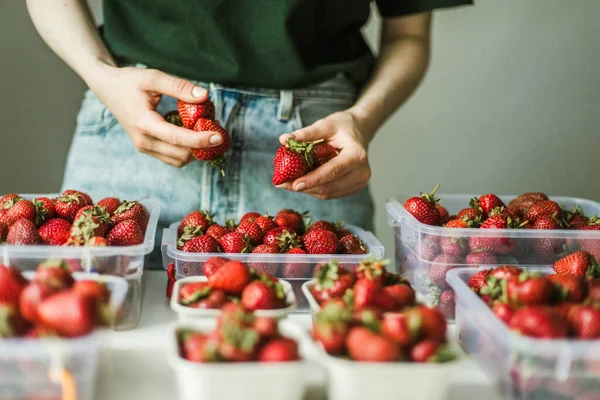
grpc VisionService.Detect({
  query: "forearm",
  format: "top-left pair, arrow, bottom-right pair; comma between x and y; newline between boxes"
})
348,13 -> 432,143
26,0 -> 115,88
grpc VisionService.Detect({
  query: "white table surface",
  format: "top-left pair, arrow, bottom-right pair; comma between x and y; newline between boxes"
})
96,271 -> 503,400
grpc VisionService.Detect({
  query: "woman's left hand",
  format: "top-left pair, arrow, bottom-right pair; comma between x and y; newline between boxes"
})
276,111 -> 372,200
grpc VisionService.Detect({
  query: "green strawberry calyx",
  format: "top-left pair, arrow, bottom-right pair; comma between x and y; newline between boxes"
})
180,285 -> 212,306
315,261 -> 341,290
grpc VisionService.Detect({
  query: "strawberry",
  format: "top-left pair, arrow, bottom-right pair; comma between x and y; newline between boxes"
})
178,210 -> 213,236
346,326 -> 400,362
177,99 -> 215,128
274,209 -> 308,232
468,269 -> 490,293
353,258 -> 388,281
107,220 -> 145,246
444,219 -> 468,228
0,302 -> 29,338
192,289 -> 228,309
553,251 -> 599,278
240,212 -> 261,224
457,207 -> 482,222
241,280 -> 285,310
253,215 -> 277,234
383,283 -> 415,309
509,306 -> 569,338
338,234 -> 367,254
62,190 -> 93,206
218,323 -> 260,361
532,214 -> 561,230
73,280 -> 110,303
96,197 -> 121,215
307,220 -> 336,233
525,200 -> 562,222
192,118 -> 232,176
272,138 -> 322,185
548,274 -> 587,303
568,305 -> 600,339
208,260 -> 251,295
429,254 -> 461,288
54,193 -> 88,222
181,332 -> 219,362
353,278 -> 381,310
0,222 -> 7,243
32,197 -> 56,226
311,261 -> 355,304
1,198 -> 36,226
504,272 -> 554,306
248,244 -> 280,275
578,217 -> 600,260
202,257 -> 228,277
35,259 -> 75,289
470,194 -> 505,217
403,185 -> 441,226
311,142 -> 337,168
312,302 -> 352,354
219,231 -> 252,253
178,282 -> 212,306
37,290 -> 95,337
252,316 -> 278,340
303,229 -> 338,254
469,215 -> 517,255
407,305 -> 447,342
181,235 -> 221,253
436,204 -> 449,225
257,337 -> 299,362
38,218 -> 72,246
19,282 -> 60,324
87,236 -> 109,247
410,340 -> 455,363
7,219 -> 42,245
516,192 -> 549,202
489,265 -> 523,280
417,240 -> 439,261
251,243 -> 280,255
438,289 -> 455,319
336,227 -> 353,239
465,251 -> 498,266
280,260 -> 311,278
263,227 -> 300,252
71,206 -> 112,241
0,265 -> 28,306
439,236 -> 468,257
112,201 -> 150,233
205,224 -> 231,241
492,303 -> 515,325
235,221 -> 264,246
381,313 -> 414,346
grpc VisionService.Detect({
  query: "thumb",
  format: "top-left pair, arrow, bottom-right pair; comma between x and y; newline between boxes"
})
140,69 -> 208,102
281,121 -> 330,145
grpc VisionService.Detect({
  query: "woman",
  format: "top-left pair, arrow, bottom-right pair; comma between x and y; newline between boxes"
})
26,0 -> 470,258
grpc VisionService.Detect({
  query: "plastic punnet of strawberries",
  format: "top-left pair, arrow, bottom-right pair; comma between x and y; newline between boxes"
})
178,258 -> 291,311
0,260 -> 115,338
0,190 -> 150,247
468,251 -> 600,339
178,303 -> 300,363
176,208 -> 367,255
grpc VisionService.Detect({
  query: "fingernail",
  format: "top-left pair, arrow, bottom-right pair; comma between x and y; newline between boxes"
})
210,135 -> 223,145
192,86 -> 207,98
294,182 -> 306,191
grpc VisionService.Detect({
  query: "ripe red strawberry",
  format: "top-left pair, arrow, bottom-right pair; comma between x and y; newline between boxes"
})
346,326 -> 400,362
280,260 -> 311,278
192,118 -> 232,176
403,185 -> 441,226
436,204 -> 450,225
96,197 -> 121,215
548,274 -> 587,303
240,211 -> 261,224
87,236 -> 109,247
241,280 -> 285,310
253,215 -> 277,233
509,306 -> 569,338
492,303 -> 515,325
307,220 -> 336,233
489,265 -> 523,280
181,235 -> 221,253
19,282 -> 60,324
381,313 -> 414,346
384,283 -> 415,309
178,210 -> 213,236
0,265 -> 28,306
54,193 -> 88,222
37,290 -> 96,337
112,201 -> 150,233
439,236 -> 468,257
257,337 -> 299,362
177,99 -> 215,128
235,221 -> 264,246
338,234 -> 367,254
578,218 -> 600,260
353,258 -> 388,281
35,259 -> 75,289
469,215 -> 517,254
252,243 -> 280,255
274,209 -> 307,232
205,224 -> 231,241
303,229 -> 338,254
208,260 -> 251,295
107,220 -> 144,246
219,231 -> 252,253
444,219 -> 469,228
465,251 -> 498,266
71,206 -> 112,241
353,278 -> 381,310
273,138 -> 332,185
32,197 -> 56,226
438,289 -> 456,319
417,240 -> 439,262
410,340 -> 455,363
179,282 -> 212,306
248,244 -> 280,275
311,261 -> 355,304
504,273 -> 554,306
457,207 -> 482,221
1,198 -> 36,226
407,305 -> 447,342
7,219 -> 42,245
532,214 -> 561,230
0,222 -> 7,243
310,142 -> 338,168
202,257 -> 228,277
525,200 -> 562,222
263,227 -> 300,252
218,323 -> 260,362
553,251 -> 599,278
468,269 -> 490,293
0,303 -> 29,338
429,254 -> 461,288
38,218 -> 72,246
470,194 -> 505,217
312,302 -> 351,354
73,280 -> 110,304
568,305 -> 600,339
181,332 -> 219,362
516,192 -> 549,202
62,190 -> 93,206
192,289 -> 229,309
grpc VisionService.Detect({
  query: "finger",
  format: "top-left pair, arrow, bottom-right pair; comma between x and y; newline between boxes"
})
138,112 -> 224,148
144,151 -> 192,168
307,182 -> 366,201
291,153 -> 353,190
299,168 -> 366,195
288,121 -> 333,143
140,69 -> 208,102
142,137 -> 193,162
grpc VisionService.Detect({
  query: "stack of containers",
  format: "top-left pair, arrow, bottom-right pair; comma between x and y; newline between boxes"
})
3,194 -> 161,329
161,221 -> 384,310
386,194 -> 600,319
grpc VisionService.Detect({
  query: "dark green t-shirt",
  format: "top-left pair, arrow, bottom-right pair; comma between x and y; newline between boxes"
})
103,0 -> 471,89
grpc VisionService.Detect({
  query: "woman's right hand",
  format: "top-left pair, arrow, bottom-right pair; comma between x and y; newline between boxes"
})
89,65 -> 224,168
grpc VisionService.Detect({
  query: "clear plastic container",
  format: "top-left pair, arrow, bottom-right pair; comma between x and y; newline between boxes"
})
162,222 -> 384,311
170,276 -> 297,320
386,194 -> 600,319
168,319 -> 310,400
2,194 -> 162,330
446,267 -> 600,400
0,273 -> 128,400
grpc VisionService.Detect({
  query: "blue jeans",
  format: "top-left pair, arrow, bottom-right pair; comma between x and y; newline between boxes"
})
62,71 -> 375,266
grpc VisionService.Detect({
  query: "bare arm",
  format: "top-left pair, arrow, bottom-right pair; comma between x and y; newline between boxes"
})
278,13 -> 432,199
26,0 -> 222,168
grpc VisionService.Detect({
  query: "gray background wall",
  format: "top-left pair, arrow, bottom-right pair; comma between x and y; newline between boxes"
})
1,0 -> 599,259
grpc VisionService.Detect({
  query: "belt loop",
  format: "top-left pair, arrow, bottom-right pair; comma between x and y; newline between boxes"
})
277,90 -> 294,122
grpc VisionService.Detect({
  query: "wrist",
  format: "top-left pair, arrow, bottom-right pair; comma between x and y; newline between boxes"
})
345,106 -> 380,144
81,56 -> 118,90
